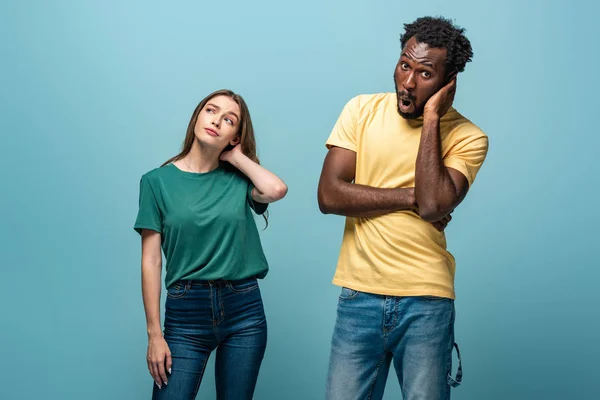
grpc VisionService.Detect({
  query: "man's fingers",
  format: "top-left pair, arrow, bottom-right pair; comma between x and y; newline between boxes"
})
444,77 -> 457,91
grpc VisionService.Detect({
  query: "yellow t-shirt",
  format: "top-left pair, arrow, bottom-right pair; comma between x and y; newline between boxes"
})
326,93 -> 488,299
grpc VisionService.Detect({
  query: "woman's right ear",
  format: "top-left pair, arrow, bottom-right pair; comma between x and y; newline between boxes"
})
229,135 -> 241,146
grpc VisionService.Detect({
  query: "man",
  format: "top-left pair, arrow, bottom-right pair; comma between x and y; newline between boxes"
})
318,16 -> 489,400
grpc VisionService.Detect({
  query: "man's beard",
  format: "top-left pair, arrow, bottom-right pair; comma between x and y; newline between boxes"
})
394,81 -> 424,120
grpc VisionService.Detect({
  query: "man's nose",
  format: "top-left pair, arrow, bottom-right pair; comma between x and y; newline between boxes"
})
402,72 -> 416,91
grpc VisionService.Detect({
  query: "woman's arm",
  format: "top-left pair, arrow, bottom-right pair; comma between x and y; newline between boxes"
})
141,229 -> 171,390
220,145 -> 288,203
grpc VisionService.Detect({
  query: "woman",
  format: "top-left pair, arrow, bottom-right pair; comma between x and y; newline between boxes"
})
134,89 -> 287,399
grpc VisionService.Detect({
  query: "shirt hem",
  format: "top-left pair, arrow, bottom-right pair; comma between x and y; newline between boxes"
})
168,266 -> 269,287
325,140 -> 356,152
133,225 -> 161,235
443,160 -> 473,187
332,278 -> 456,300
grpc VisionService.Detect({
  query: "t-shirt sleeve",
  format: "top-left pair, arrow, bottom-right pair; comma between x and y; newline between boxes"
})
134,175 -> 163,235
247,183 -> 268,215
325,96 -> 360,151
443,126 -> 489,187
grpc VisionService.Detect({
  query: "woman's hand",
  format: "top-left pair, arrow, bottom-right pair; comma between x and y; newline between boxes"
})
219,144 -> 244,163
147,335 -> 172,389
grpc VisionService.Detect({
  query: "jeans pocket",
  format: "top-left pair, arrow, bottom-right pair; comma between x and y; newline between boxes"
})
228,279 -> 259,293
166,282 -> 188,299
339,287 -> 360,301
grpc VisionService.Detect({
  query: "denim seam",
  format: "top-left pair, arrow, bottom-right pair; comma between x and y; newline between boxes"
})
339,288 -> 359,301
447,343 -> 463,388
210,286 -> 222,342
212,324 -> 221,342
166,283 -> 189,299
382,296 -> 398,334
390,297 -> 399,332
216,287 -> 225,325
366,353 -> 388,400
445,338 -> 454,389
420,295 -> 449,301
381,298 -> 388,337
210,285 -> 217,325
227,282 -> 259,293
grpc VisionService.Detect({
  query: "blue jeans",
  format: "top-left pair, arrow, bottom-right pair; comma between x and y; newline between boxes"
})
152,278 -> 267,400
326,288 -> 462,400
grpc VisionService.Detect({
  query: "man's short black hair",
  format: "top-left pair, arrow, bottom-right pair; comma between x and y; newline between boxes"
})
400,16 -> 473,74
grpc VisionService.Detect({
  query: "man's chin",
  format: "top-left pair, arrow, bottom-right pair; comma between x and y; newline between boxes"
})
397,107 -> 423,120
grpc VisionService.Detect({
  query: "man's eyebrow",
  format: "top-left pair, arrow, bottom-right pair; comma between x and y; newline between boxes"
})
401,53 -> 434,68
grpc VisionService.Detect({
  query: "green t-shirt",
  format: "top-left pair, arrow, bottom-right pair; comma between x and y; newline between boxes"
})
134,163 -> 269,288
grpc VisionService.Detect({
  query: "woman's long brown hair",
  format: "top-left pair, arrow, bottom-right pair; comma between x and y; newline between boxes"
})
162,89 -> 268,227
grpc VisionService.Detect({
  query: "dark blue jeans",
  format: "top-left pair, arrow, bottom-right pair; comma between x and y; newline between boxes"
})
326,288 -> 462,400
152,278 -> 267,400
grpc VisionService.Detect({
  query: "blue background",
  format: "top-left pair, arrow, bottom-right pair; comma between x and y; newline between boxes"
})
1,0 -> 598,399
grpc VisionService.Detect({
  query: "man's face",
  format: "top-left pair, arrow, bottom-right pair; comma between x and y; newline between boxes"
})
394,36 -> 449,119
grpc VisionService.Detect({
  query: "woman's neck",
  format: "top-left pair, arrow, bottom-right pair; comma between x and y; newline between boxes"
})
182,142 -> 221,173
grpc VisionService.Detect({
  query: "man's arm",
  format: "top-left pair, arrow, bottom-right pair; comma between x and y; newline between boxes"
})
317,146 -> 417,218
415,78 -> 469,222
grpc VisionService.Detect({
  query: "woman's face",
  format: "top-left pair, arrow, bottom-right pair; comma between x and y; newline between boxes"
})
194,95 -> 242,150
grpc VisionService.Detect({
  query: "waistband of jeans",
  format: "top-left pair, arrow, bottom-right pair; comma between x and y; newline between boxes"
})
174,277 -> 258,288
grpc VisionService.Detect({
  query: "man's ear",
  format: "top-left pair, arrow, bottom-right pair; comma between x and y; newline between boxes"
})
230,136 -> 241,146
